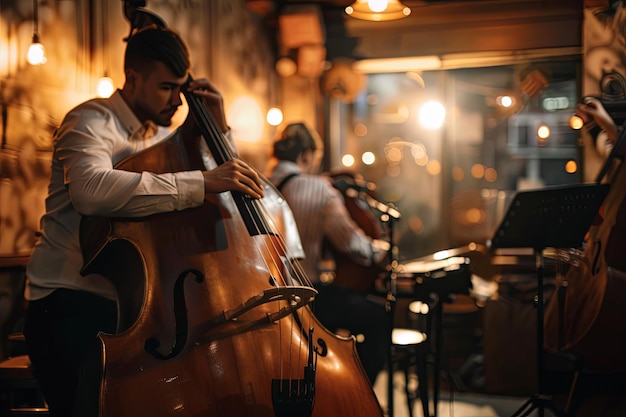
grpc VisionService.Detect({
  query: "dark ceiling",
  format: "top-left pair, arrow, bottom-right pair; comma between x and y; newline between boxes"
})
246,0 -> 585,63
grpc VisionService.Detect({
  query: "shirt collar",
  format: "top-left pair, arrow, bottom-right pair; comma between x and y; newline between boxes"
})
275,160 -> 303,177
108,90 -> 152,141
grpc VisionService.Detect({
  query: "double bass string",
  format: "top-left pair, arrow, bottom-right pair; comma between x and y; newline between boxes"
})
183,80 -> 316,385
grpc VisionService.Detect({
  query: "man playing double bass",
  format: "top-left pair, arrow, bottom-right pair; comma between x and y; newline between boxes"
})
23,26 -> 264,417
268,122 -> 391,384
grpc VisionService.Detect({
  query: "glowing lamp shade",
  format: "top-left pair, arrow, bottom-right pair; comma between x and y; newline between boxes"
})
345,0 -> 411,21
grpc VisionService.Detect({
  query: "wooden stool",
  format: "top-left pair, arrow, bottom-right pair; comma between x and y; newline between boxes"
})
0,355 -> 49,416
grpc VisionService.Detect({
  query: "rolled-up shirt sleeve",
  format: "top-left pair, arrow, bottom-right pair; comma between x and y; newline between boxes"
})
322,191 -> 375,266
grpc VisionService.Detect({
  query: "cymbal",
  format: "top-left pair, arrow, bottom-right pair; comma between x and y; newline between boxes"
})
408,242 -> 487,263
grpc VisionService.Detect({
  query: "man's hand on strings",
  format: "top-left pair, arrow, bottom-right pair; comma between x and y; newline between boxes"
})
577,98 -> 618,143
203,159 -> 264,199
186,78 -> 229,134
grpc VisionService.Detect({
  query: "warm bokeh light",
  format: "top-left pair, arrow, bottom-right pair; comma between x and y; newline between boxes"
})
345,0 -> 411,21
342,154 -> 356,167
466,208 -> 484,224
484,167 -> 498,182
408,215 -> 424,234
410,143 -> 426,159
266,107 -> 283,126
97,77 -> 115,98
368,0 -> 388,12
385,146 -> 403,163
27,41 -> 46,65
569,115 -> 584,130
275,57 -> 297,77
471,164 -> 485,179
426,159 -> 441,175
537,124 -> 550,140
362,151 -> 376,165
414,154 -> 428,166
354,123 -> 368,136
227,96 -> 264,143
409,300 -> 430,315
418,100 -> 446,130
565,160 -> 577,173
496,95 -> 514,108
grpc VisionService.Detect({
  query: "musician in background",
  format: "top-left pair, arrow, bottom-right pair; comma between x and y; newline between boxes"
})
23,26 -> 264,417
575,97 -> 620,175
268,122 -> 390,384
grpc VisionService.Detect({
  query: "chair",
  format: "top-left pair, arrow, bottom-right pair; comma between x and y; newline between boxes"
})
0,355 -> 49,416
390,327 -> 430,417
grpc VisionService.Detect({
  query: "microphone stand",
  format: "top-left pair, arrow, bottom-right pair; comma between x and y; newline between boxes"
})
362,194 -> 401,417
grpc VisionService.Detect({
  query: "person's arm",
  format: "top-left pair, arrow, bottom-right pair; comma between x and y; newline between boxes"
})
59,106 -> 261,218
321,188 -> 382,267
183,77 -> 265,198
576,97 -> 618,181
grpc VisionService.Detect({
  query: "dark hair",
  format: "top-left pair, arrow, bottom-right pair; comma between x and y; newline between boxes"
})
273,122 -> 321,162
124,26 -> 190,78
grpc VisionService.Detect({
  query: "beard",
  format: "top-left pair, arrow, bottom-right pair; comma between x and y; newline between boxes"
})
135,101 -> 177,127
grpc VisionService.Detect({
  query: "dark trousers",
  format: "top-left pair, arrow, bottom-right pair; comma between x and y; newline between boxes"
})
312,283 -> 391,384
23,289 -> 117,417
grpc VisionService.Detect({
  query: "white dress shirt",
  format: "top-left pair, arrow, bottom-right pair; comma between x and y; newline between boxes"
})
269,161 -> 380,284
26,90 -> 206,301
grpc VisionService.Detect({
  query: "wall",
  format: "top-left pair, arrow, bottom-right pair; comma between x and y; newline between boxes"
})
0,0 -> 278,357
0,0 -> 277,258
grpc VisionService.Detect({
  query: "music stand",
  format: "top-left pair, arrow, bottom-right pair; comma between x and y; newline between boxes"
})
488,182 -> 610,417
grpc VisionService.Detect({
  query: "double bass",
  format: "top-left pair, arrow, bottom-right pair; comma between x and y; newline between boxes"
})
79,5 -> 384,416
544,112 -> 626,372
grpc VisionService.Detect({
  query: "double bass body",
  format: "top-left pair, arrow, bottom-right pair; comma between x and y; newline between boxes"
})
80,123 -> 384,415
544,134 -> 626,372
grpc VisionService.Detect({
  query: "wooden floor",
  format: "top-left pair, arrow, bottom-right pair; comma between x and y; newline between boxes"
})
373,369 -> 626,417
373,370 -> 526,417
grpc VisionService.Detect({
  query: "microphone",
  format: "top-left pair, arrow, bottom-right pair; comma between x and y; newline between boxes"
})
332,177 -> 401,219
333,177 -> 375,195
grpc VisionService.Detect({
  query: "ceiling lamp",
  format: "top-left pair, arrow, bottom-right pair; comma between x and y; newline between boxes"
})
345,0 -> 411,22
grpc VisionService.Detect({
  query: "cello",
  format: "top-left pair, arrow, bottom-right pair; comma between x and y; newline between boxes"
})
79,5 -> 384,417
544,112 -> 626,372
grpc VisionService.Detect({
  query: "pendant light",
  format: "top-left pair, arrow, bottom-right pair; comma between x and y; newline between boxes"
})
345,0 -> 411,22
97,0 -> 114,97
26,0 -> 46,65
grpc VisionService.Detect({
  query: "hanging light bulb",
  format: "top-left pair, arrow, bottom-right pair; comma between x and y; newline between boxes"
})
27,0 -> 46,65
266,107 -> 283,126
345,0 -> 411,21
96,0 -> 114,98
97,73 -> 115,98
27,34 -> 46,65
